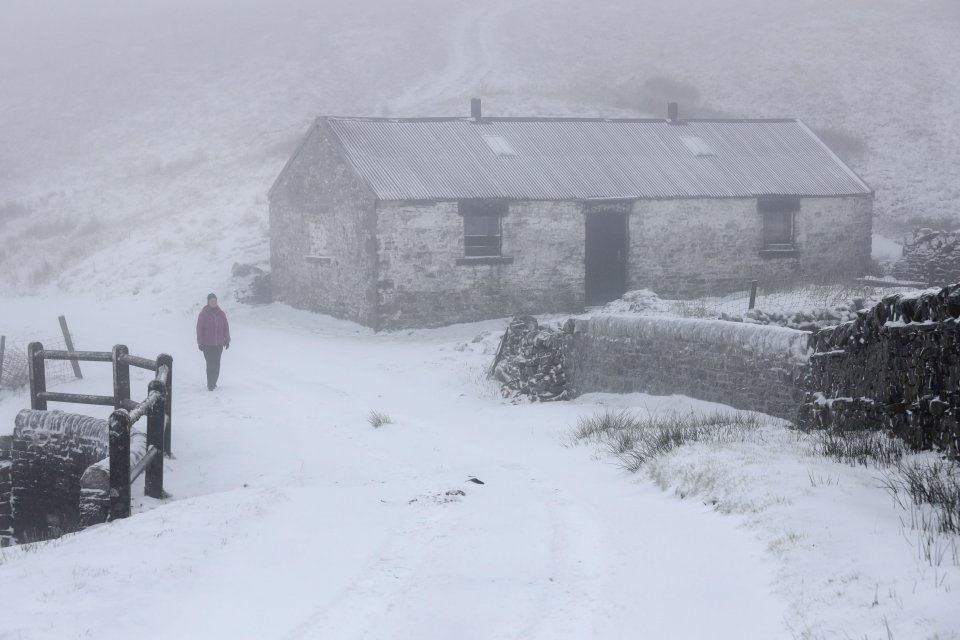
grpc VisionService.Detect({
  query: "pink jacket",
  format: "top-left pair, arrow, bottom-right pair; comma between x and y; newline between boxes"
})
197,305 -> 231,347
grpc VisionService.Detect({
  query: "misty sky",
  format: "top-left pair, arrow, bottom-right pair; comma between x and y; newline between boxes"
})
2,0 -> 959,223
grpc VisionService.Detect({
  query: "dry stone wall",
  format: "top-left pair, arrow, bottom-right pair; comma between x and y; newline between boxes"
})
892,228 -> 960,285
799,285 -> 960,456
0,437 -> 12,546
490,316 -> 571,401
493,314 -> 813,419
564,315 -> 812,419
8,410 -> 110,542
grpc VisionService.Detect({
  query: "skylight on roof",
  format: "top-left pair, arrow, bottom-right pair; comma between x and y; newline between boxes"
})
482,134 -> 518,158
681,136 -> 716,157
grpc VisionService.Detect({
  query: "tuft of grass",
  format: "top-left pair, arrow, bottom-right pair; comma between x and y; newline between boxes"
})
882,460 -> 960,536
808,428 -> 959,568
811,429 -> 908,468
572,409 -> 765,472
367,410 -> 392,428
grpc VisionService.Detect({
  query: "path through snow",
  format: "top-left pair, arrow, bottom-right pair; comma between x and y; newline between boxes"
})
386,0 -> 537,113
0,296 -> 788,639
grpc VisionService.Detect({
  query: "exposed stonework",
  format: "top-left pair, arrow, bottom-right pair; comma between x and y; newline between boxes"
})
269,121 -> 379,327
490,316 -> 571,401
10,410 -> 110,542
269,122 -> 873,330
489,314 -> 812,419
564,315 -> 812,420
375,200 -> 585,329
893,228 -> 960,285
0,436 -> 12,546
628,196 -> 873,297
799,285 -> 960,457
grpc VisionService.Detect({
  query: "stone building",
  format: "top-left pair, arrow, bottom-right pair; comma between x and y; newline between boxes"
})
269,101 -> 873,330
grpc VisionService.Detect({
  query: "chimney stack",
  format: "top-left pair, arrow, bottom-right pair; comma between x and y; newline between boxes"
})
471,98 -> 482,122
667,102 -> 679,122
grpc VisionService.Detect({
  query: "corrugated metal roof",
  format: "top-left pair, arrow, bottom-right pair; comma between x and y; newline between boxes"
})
322,117 -> 872,201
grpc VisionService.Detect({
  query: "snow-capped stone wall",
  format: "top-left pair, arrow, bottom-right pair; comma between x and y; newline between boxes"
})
8,410 -> 110,542
799,285 -> 960,456
0,436 -> 12,546
564,315 -> 813,420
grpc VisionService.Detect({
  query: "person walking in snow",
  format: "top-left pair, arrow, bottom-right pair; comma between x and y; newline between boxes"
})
197,293 -> 231,391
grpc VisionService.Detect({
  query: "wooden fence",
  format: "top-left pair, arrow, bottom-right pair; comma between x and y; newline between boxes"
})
27,343 -> 173,520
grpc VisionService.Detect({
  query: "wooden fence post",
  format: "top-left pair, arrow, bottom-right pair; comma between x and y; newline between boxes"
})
748,280 -> 759,310
157,353 -> 173,457
58,315 -> 83,379
112,345 -> 130,410
108,409 -> 131,520
144,379 -> 165,499
27,342 -> 47,411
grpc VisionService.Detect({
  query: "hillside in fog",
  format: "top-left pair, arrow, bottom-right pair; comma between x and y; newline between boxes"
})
1,0 -> 959,294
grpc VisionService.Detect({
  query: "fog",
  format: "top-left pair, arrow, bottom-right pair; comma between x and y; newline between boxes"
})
1,0 -> 959,291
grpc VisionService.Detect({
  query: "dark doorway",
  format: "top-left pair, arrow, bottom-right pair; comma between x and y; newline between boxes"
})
585,209 -> 627,306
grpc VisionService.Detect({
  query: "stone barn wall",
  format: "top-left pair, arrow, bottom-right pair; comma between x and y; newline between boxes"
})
269,121 -> 380,327
564,315 -> 812,420
8,410 -> 110,542
628,196 -> 873,297
799,285 -> 960,456
375,200 -> 585,329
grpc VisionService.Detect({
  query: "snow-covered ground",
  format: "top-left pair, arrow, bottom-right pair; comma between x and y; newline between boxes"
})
2,1 -> 958,637
0,294 -> 957,640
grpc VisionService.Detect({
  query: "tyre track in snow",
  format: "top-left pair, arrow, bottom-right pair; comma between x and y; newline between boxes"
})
279,462 -> 610,640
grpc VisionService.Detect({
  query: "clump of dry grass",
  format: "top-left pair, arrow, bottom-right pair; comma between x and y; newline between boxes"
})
367,410 -> 392,428
571,409 -> 765,472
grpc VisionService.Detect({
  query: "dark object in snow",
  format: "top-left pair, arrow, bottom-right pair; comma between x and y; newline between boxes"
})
466,477 -> 485,485
232,263 -> 272,305
446,489 -> 466,496
490,316 -> 571,402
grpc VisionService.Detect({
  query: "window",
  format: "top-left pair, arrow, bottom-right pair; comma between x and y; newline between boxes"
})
304,217 -> 332,265
482,134 -> 518,158
681,136 -> 716,157
759,196 -> 799,251
459,200 -> 506,257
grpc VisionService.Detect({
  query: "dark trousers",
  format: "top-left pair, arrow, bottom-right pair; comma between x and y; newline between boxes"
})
202,346 -> 224,389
